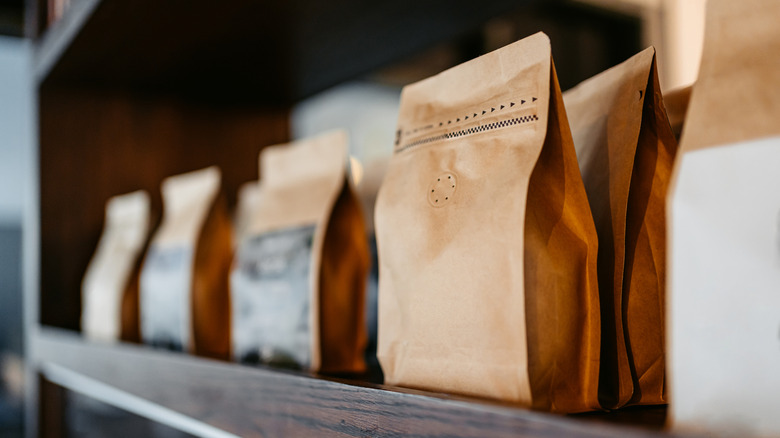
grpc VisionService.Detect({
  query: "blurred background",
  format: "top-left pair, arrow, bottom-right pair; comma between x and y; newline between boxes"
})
0,0 -> 704,436
0,8 -> 31,435
293,0 -> 706,168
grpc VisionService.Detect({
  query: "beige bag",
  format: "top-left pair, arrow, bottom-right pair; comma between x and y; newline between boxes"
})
233,181 -> 262,247
564,47 -> 677,408
82,190 -> 150,343
663,85 -> 691,142
230,131 -> 369,373
668,0 -> 780,434
140,166 -> 232,360
355,158 -> 390,371
376,32 -> 600,413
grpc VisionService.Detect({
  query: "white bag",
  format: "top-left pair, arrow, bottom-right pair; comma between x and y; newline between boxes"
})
82,190 -> 150,343
667,0 -> 780,435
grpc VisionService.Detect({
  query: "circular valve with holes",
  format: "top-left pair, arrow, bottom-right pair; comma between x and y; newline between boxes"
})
428,173 -> 457,207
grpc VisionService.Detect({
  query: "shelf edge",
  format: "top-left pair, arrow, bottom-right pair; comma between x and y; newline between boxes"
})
33,0 -> 101,86
32,327 -> 671,437
41,361 -> 239,438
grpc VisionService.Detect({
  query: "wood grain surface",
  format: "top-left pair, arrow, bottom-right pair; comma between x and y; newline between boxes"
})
38,86 -> 289,330
34,328 -> 691,438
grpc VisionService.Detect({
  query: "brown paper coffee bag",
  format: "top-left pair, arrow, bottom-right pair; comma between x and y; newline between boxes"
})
564,47 -> 677,408
230,131 -> 369,373
233,181 -> 262,247
140,166 -> 232,360
376,32 -> 600,413
355,158 -> 390,373
668,0 -> 780,434
82,190 -> 150,343
663,85 -> 691,142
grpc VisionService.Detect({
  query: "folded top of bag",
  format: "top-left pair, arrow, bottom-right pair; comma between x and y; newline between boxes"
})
394,32 -> 551,156
679,0 -> 780,153
154,166 -> 221,246
254,130 -> 349,235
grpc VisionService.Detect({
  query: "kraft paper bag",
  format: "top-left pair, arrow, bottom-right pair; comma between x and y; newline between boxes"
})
564,47 -> 677,408
662,85 -> 691,142
233,181 -> 262,246
376,32 -> 601,413
668,0 -> 780,435
230,131 -> 369,373
140,166 -> 232,360
355,158 -> 389,373
82,190 -> 150,343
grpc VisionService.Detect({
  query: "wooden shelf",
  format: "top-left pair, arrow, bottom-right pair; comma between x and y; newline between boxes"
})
32,0 -> 531,103
32,0 -> 99,86
32,327 -> 680,438
26,2 -> 674,437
